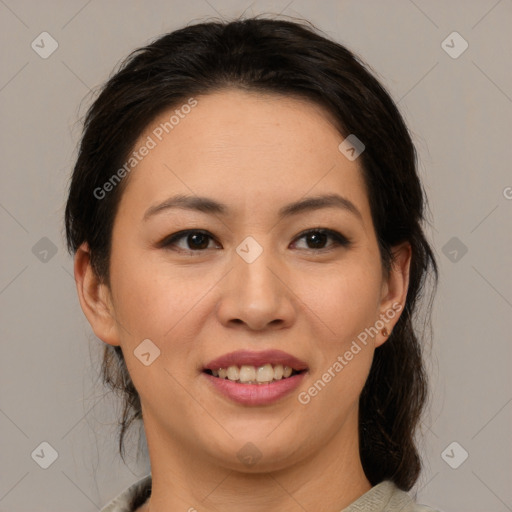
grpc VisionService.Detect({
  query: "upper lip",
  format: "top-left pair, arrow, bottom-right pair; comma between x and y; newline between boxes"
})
203,350 -> 309,371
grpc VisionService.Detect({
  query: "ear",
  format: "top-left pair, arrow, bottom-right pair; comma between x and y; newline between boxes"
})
74,243 -> 120,346
375,242 -> 412,348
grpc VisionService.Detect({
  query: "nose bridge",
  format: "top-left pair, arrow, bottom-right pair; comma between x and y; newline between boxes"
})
215,234 -> 294,330
233,234 -> 281,300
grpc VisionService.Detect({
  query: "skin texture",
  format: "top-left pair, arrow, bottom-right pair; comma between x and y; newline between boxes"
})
74,89 -> 411,512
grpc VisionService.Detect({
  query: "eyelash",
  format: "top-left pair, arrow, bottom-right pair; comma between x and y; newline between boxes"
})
159,228 -> 351,254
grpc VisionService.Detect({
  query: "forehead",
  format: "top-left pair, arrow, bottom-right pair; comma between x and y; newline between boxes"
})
117,89 -> 371,224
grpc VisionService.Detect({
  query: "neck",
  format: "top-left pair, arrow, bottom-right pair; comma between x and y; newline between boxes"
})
140,412 -> 372,512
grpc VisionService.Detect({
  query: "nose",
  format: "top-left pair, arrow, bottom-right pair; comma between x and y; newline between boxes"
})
215,244 -> 296,332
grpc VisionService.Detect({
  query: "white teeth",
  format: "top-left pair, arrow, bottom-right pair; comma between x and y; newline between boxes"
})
239,365 -> 257,383
209,363 -> 299,383
226,365 -> 239,380
256,363 -> 274,383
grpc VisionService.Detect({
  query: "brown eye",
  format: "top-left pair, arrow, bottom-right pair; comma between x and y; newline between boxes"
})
186,232 -> 210,249
304,231 -> 328,249
161,230 -> 217,251
293,228 -> 351,251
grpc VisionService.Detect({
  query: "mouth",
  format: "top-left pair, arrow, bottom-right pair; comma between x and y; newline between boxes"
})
203,365 -> 306,384
202,350 -> 308,405
202,349 -> 309,387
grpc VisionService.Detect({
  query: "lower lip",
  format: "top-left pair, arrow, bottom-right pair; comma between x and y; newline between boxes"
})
202,371 -> 307,406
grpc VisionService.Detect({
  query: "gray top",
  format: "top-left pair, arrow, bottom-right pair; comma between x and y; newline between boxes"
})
99,474 -> 440,512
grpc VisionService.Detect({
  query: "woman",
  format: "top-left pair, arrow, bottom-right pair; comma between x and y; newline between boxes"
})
65,17 -> 439,512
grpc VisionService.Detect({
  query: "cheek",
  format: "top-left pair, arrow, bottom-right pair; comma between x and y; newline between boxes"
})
108,247 -> 196,341
298,256 -> 383,344
297,262 -> 380,415
109,258 -> 204,401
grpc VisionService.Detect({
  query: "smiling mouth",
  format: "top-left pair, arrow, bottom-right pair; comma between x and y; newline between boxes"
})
203,364 -> 306,385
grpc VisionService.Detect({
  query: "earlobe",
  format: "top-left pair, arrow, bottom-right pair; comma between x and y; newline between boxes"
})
74,243 -> 120,346
376,242 -> 412,347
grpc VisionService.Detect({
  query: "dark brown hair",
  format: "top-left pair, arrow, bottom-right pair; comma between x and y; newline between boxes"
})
64,16 -> 438,491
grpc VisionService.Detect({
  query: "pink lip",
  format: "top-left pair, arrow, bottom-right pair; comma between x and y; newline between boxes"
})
202,371 -> 308,406
203,349 -> 309,371
202,350 -> 309,406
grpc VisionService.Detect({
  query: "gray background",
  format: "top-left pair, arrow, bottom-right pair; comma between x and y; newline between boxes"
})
1,1 -> 511,511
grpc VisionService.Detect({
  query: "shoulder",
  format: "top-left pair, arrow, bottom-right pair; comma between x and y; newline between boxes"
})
383,480 -> 441,512
341,480 -> 441,512
100,474 -> 152,512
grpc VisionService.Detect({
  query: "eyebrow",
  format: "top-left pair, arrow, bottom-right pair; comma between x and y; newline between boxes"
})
143,193 -> 362,222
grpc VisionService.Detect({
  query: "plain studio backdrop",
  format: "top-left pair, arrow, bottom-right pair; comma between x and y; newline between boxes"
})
0,1 -> 511,511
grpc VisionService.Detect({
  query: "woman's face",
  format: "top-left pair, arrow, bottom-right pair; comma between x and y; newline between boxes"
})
78,89 -> 409,474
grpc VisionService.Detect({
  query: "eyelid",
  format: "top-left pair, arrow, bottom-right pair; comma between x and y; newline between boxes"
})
158,229 -> 219,251
291,228 -> 351,250
159,228 -> 351,252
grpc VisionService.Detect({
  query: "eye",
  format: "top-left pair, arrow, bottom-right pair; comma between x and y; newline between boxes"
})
159,228 -> 351,253
160,230 -> 219,252
292,228 -> 351,251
